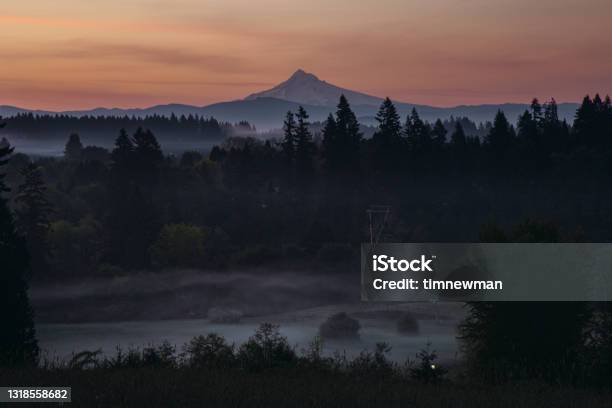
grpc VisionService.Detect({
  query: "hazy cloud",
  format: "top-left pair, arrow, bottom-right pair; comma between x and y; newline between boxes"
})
2,40 -> 247,73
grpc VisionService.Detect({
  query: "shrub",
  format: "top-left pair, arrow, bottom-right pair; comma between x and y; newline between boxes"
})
232,245 -> 279,266
237,323 -> 296,371
105,346 -> 146,369
459,302 -> 588,382
583,306 -> 612,386
48,217 -> 103,277
319,312 -> 360,340
68,350 -> 102,369
410,342 -> 447,384
150,223 -> 207,268
301,335 -> 326,366
349,342 -> 395,377
105,342 -> 176,369
183,334 -> 234,369
142,341 -> 176,368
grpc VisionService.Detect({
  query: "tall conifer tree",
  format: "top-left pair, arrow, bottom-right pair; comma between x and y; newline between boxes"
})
64,133 -> 83,161
15,163 -> 52,276
432,119 -> 448,149
0,126 -> 39,366
281,111 -> 296,162
372,98 -> 403,171
294,106 -> 314,182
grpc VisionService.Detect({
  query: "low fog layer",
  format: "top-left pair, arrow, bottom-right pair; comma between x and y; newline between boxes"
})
31,269 -> 463,363
30,268 -> 357,323
7,136 -> 218,157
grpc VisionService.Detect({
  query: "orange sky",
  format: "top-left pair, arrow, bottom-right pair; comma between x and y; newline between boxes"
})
1,0 -> 611,110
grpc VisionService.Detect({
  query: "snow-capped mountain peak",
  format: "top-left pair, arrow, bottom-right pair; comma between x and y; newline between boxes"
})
244,69 -> 383,107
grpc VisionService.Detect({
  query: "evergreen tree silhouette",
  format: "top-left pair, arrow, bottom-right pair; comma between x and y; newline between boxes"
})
15,163 -> 52,277
573,94 -> 612,147
294,106 -> 315,184
541,98 -> 564,152
209,146 -> 227,162
0,127 -> 39,366
431,119 -> 448,149
543,98 -> 559,125
517,109 -> 538,151
372,98 -> 403,172
64,133 -> 83,161
530,98 -> 542,124
132,127 -> 163,188
107,129 -> 135,267
450,121 -> 467,148
333,95 -> 362,175
281,111 -> 296,163
485,110 -> 515,160
112,129 -> 134,169
107,128 -> 161,269
321,113 -> 338,172
374,98 -> 402,144
404,108 -> 431,153
320,96 -> 362,177
573,95 -> 595,144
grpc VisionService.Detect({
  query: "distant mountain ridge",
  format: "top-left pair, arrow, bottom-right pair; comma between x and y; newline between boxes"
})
1,70 -> 580,130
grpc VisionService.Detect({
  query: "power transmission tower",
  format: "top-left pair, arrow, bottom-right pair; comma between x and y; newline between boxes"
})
366,205 -> 390,250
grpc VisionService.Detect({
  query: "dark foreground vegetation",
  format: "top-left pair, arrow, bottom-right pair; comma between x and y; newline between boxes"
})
2,324 -> 612,408
4,366 -> 612,407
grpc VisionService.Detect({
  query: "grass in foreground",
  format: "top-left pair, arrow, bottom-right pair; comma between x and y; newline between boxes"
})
2,366 -> 612,408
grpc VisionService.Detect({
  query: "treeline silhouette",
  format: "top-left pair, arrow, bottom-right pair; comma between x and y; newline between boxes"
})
1,93 -> 612,278
210,94 -> 612,188
2,113 -> 257,141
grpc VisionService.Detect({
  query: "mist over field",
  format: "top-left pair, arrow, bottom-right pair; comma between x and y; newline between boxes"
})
30,268 -> 462,363
6,135 -> 218,158
30,268 -> 355,322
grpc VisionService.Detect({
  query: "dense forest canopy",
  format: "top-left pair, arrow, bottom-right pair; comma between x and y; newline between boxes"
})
0,113 -> 257,142
0,93 -> 611,279
1,110 -> 491,145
